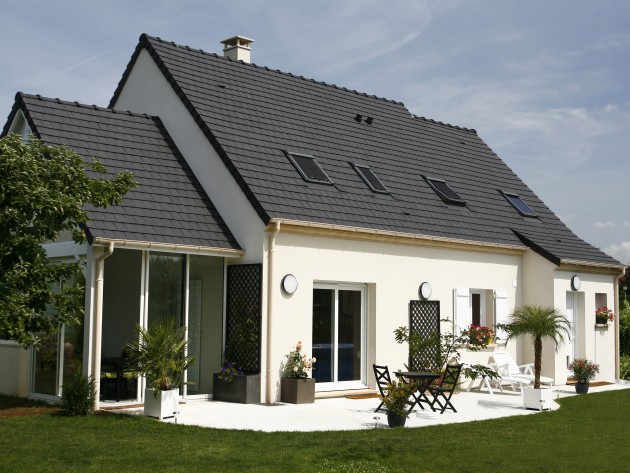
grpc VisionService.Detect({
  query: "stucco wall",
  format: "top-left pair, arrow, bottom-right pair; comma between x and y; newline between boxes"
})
112,49 -> 265,263
266,231 -> 523,400
0,342 -> 29,396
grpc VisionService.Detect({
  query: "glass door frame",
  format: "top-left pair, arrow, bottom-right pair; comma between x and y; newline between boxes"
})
312,283 -> 367,392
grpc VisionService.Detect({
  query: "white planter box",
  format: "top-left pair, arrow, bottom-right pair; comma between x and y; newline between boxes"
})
144,388 -> 179,420
522,387 -> 554,411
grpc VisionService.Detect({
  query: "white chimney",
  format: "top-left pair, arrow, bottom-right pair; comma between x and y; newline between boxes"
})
220,35 -> 255,63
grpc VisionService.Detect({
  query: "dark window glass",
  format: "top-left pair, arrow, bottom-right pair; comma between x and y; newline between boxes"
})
503,192 -> 536,216
286,152 -> 332,184
352,164 -> 389,193
424,177 -> 466,205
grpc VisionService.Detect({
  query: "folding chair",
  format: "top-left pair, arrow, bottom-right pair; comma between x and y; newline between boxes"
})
373,364 -> 391,413
427,363 -> 463,414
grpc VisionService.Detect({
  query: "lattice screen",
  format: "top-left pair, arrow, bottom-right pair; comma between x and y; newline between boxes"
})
225,264 -> 262,373
409,300 -> 440,371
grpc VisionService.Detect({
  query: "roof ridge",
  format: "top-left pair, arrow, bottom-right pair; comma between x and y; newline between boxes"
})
19,92 -> 154,118
411,114 -> 477,134
142,33 -> 405,107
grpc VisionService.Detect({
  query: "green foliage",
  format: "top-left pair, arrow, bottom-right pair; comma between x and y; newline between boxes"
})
394,320 -> 496,374
284,341 -> 316,379
568,358 -> 599,383
381,379 -> 414,418
620,299 -> 630,356
61,371 -> 95,416
0,134 -> 136,347
498,305 -> 571,388
124,317 -> 194,393
620,355 -> 630,380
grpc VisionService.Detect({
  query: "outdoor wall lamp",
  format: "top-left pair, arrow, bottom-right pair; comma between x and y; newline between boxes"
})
281,274 -> 298,295
571,275 -> 581,291
419,282 -> 432,300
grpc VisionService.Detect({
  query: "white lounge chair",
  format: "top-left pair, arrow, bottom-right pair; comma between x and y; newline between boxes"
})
460,358 -> 496,395
491,351 -> 553,389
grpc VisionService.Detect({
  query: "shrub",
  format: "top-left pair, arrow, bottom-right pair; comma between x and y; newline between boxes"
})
620,355 -> 630,381
620,300 -> 630,356
61,372 -> 95,416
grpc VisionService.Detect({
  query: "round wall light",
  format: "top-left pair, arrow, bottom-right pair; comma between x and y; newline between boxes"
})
419,282 -> 432,300
571,275 -> 581,291
281,274 -> 298,295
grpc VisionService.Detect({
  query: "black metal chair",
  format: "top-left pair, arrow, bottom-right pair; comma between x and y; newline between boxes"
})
373,364 -> 392,413
427,363 -> 463,414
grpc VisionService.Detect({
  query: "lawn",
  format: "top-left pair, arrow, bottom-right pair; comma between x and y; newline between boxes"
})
1,390 -> 629,472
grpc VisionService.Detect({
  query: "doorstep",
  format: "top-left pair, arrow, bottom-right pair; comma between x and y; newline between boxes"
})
315,388 -> 377,399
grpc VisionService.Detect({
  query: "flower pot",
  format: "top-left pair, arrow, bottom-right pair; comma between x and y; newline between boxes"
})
522,387 -> 554,410
575,382 -> 589,394
387,412 -> 407,428
280,377 -> 315,404
212,373 -> 261,404
144,388 -> 178,420
595,316 -> 607,325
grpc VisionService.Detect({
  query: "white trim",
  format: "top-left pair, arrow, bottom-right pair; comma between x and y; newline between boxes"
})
92,237 -> 243,258
454,288 -> 471,333
43,241 -> 88,258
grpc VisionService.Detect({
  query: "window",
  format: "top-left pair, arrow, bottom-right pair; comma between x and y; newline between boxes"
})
351,163 -> 389,194
312,284 -> 366,390
502,192 -> 536,217
285,152 -> 333,184
424,176 -> 466,205
8,110 -> 32,142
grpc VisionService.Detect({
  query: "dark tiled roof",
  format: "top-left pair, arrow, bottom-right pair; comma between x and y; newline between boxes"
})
3,93 -> 241,252
104,34 -> 618,268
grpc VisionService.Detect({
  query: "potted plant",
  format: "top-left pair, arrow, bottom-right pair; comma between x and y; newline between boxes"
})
381,380 -> 414,427
123,317 -> 194,420
280,341 -> 317,404
498,305 -> 571,410
212,359 -> 261,404
568,358 -> 599,394
466,324 -> 495,347
595,306 -> 613,325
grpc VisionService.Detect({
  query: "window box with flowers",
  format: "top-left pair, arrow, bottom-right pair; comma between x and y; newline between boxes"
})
465,325 -> 496,348
595,306 -> 614,327
280,341 -> 316,404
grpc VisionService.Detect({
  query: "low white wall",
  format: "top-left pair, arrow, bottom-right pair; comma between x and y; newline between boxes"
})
0,342 -> 29,397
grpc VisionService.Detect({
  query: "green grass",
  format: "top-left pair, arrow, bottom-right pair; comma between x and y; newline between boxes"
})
1,390 -> 629,472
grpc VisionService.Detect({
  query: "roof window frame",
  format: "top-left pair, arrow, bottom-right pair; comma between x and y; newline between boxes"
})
351,163 -> 389,194
423,176 -> 466,206
501,191 -> 537,217
285,151 -> 334,185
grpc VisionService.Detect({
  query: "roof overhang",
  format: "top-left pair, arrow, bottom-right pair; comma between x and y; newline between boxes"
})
266,218 -> 527,255
91,237 -> 244,258
558,259 -> 626,276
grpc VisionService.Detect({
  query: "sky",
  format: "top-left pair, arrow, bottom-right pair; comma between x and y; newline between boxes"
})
1,0 -> 629,264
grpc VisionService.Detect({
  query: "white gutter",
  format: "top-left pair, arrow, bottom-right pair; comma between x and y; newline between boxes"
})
92,241 -> 114,410
91,237 -> 244,258
265,221 -> 281,404
615,267 -> 625,381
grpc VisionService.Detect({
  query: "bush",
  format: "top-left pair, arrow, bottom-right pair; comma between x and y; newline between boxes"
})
61,372 -> 95,416
620,355 -> 630,381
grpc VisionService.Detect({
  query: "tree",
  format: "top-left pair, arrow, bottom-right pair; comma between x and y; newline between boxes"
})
0,134 -> 135,347
498,305 -> 571,388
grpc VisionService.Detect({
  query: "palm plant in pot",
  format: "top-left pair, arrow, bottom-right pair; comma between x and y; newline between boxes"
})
124,317 -> 194,420
498,305 -> 571,410
381,380 -> 414,427
568,358 -> 599,394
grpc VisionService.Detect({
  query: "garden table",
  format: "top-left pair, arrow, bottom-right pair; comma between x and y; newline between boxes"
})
394,371 -> 440,413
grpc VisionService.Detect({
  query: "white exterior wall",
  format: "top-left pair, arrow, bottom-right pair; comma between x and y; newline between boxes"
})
267,231 -> 522,400
552,271 -> 617,382
0,341 -> 29,396
112,49 -> 265,263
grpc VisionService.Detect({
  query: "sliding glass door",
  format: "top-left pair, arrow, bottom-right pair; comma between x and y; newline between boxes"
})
312,284 -> 366,390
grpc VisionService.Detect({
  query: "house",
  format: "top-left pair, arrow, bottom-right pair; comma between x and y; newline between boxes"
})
0,34 -> 624,406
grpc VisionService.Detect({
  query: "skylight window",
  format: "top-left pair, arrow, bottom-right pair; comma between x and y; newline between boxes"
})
424,176 -> 466,206
285,152 -> 333,185
502,192 -> 537,217
352,163 -> 389,194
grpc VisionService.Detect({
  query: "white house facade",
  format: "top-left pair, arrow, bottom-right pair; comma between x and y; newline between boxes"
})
0,34 -> 623,406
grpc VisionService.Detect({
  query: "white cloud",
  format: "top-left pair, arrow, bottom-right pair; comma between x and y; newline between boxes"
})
624,221 -> 630,228
605,241 -> 630,264
593,221 -> 616,229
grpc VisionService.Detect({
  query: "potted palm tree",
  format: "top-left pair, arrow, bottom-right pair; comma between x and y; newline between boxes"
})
124,317 -> 194,419
498,305 -> 571,410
